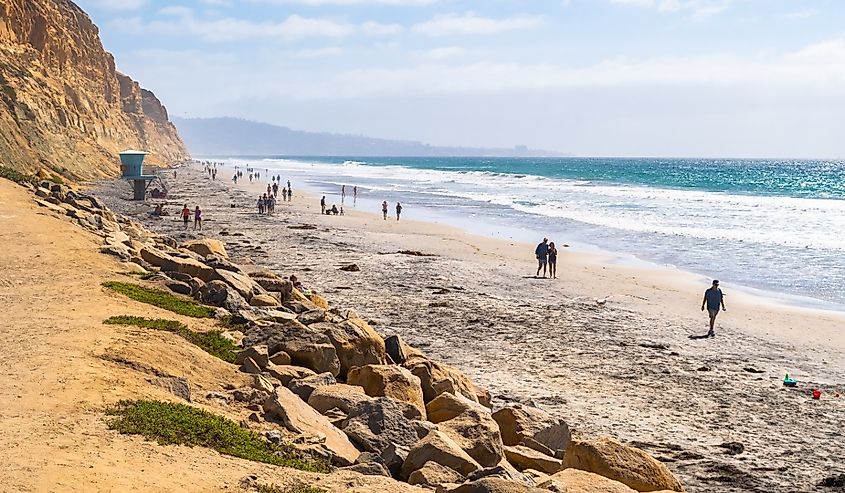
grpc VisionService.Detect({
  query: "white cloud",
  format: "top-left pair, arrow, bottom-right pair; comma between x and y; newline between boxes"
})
414,46 -> 465,60
361,21 -> 404,36
780,9 -> 819,21
85,0 -> 147,10
413,12 -> 543,37
157,5 -> 193,16
609,0 -> 732,19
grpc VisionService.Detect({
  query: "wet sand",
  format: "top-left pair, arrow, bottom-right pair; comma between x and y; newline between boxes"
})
94,162 -> 845,493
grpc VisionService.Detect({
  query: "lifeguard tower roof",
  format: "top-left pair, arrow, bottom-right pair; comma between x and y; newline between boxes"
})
120,149 -> 149,155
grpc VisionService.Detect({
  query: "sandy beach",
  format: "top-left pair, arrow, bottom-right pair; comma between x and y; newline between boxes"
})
93,162 -> 845,492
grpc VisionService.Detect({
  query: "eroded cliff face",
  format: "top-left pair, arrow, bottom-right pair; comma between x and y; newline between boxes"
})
0,0 -> 187,179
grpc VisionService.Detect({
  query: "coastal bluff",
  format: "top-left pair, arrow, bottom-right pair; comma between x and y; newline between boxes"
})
0,0 -> 187,179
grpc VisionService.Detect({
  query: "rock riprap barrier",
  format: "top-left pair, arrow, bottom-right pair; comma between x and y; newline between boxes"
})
24,176 -> 685,493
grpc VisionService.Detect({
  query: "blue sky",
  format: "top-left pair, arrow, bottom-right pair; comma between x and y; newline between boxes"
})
76,0 -> 845,157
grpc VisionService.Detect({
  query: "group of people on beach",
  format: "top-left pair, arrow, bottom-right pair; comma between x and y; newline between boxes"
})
383,201 -> 402,221
320,196 -> 343,216
534,238 -> 559,278
203,162 -> 218,180
180,204 -> 202,230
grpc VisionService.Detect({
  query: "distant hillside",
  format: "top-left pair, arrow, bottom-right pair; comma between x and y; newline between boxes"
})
173,117 -> 564,157
0,0 -> 187,179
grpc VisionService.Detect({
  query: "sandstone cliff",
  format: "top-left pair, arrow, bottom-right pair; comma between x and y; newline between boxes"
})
0,0 -> 187,179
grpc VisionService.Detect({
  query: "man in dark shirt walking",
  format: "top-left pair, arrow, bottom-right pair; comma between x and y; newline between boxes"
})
701,280 -> 726,337
535,238 -> 549,278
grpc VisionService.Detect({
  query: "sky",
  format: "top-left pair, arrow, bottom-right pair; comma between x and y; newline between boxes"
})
75,0 -> 845,158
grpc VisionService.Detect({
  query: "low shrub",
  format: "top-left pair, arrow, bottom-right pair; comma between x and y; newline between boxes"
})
103,315 -> 238,363
102,281 -> 215,318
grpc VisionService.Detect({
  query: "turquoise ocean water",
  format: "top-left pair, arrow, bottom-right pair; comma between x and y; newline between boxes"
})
223,156 -> 845,310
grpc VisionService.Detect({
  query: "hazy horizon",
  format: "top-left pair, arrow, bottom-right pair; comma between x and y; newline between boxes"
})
77,0 -> 845,159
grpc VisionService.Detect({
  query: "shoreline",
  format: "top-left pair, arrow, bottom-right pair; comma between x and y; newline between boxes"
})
205,161 -> 845,357
94,161 -> 845,492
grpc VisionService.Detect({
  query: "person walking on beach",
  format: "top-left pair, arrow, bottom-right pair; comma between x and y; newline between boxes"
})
548,241 -> 558,279
535,238 -> 549,278
341,185 -> 346,204
257,196 -> 264,215
272,182 -> 279,198
396,202 -> 402,221
382,201 -> 388,220
282,187 -> 288,202
181,204 -> 191,230
193,206 -> 202,230
287,185 -> 292,201
320,196 -> 326,214
701,280 -> 726,337
353,186 -> 358,205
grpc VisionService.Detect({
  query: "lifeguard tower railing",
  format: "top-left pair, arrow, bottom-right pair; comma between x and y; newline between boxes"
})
120,150 -> 166,200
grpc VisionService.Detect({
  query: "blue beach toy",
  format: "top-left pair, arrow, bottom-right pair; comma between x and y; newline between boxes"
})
783,373 -> 797,387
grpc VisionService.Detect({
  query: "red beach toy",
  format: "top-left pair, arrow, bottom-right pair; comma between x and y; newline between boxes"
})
812,389 -> 821,400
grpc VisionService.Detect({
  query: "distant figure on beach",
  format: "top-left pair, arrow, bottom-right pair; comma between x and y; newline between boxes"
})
382,201 -> 388,220
320,196 -> 326,214
282,187 -> 288,201
212,169 -> 216,180
287,180 -> 291,190
257,196 -> 264,215
396,202 -> 402,221
272,182 -> 279,198
353,186 -> 358,205
193,206 -> 202,230
548,241 -> 558,279
340,206 -> 344,215
266,184 -> 271,195
181,204 -> 191,229
701,280 -> 726,337
268,195 -> 275,214
287,186 -> 292,201
341,185 -> 346,204
331,204 -> 339,215
290,274 -> 305,293
249,173 -> 253,183
173,170 -> 177,179
535,238 -> 549,278
232,174 -> 237,184
277,175 -> 281,183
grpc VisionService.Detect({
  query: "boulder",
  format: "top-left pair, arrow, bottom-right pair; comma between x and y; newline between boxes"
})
236,346 -> 270,369
562,438 -> 684,492
347,365 -> 426,420
262,386 -> 359,466
215,269 -> 260,301
404,356 -> 478,404
401,429 -> 482,479
245,320 -> 341,376
251,374 -> 276,394
140,246 -> 216,281
384,334 -> 408,364
475,386 -> 493,409
443,477 -> 549,493
239,357 -> 262,374
164,280 -> 192,296
199,280 -> 250,312
269,350 -> 291,365
312,319 -> 387,377
427,391 -> 491,424
551,469 -> 638,492
504,445 -> 564,475
439,409 -> 505,468
492,405 -> 571,456
308,383 -> 372,414
408,461 -> 465,488
341,397 -> 420,455
250,294 -> 280,307
288,372 -> 336,401
265,364 -> 316,386
182,239 -> 228,259
297,308 -> 326,325
341,462 -> 391,477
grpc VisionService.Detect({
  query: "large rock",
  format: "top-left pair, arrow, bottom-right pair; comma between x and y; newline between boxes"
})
265,364 -> 316,386
562,438 -> 684,492
215,268 -> 260,302
182,239 -> 228,259
427,392 -> 491,424
408,461 -> 464,488
551,468 -> 639,492
245,320 -> 341,376
288,372 -> 336,401
311,319 -> 387,378
347,365 -> 426,420
262,386 -> 359,466
503,445 -> 564,475
493,405 -> 571,456
235,346 -> 269,369
404,356 -> 478,404
401,429 -> 482,479
439,409 -> 505,468
250,294 -> 280,307
308,383 -> 373,414
442,477 -> 549,493
140,246 -> 216,281
341,397 -> 420,455
199,280 -> 249,312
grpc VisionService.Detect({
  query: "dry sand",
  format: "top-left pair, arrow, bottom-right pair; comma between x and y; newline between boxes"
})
91,162 -> 844,492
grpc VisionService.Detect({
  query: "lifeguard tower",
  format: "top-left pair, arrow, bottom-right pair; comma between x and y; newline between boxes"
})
120,150 -> 166,200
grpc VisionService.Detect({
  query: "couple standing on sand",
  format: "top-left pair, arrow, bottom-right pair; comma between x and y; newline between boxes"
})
181,204 -> 202,230
534,238 -> 558,278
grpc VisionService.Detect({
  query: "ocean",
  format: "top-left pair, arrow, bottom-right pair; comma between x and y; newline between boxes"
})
222,156 -> 845,311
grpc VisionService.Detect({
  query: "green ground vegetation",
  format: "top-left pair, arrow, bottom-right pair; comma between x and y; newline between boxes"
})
102,281 -> 216,318
103,315 -> 239,363
106,400 -> 330,472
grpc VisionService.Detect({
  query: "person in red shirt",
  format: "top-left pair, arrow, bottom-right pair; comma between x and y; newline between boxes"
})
181,204 -> 190,229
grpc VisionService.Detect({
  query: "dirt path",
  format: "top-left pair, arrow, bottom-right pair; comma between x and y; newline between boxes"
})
93,163 -> 845,493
